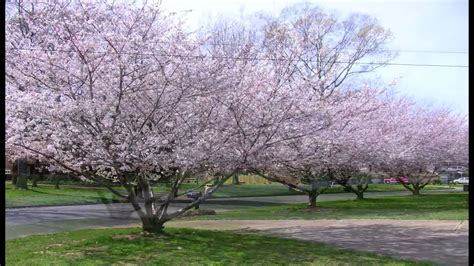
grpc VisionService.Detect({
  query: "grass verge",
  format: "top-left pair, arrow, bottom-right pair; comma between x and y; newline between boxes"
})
5,183 -> 122,207
191,193 -> 468,220
6,227 -> 434,265
211,183 -> 454,198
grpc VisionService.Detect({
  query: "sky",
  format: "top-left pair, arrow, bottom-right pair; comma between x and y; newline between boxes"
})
160,0 -> 469,115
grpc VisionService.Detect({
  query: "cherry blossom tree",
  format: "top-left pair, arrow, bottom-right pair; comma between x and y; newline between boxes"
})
372,97 -> 469,195
194,5 -> 396,207
260,3 -> 395,98
249,86 -> 386,207
321,87 -> 397,200
6,0 -> 319,232
5,0 -> 245,233
196,19 -> 348,209
200,20 -> 319,181
6,0 -> 468,233
242,4 -> 397,205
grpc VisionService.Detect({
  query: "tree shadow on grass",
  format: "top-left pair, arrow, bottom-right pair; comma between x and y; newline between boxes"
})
258,223 -> 467,265
57,228 -> 435,265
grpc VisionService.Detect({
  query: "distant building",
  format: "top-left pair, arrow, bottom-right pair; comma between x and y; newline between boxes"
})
436,162 -> 468,184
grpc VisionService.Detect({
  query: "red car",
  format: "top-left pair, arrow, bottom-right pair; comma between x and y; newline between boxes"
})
384,176 -> 410,184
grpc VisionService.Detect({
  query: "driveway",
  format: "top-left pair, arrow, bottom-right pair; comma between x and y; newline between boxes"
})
5,189 -> 459,240
168,219 -> 469,266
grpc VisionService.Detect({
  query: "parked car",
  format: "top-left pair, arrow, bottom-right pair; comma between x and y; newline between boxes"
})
383,176 -> 410,184
452,177 -> 469,185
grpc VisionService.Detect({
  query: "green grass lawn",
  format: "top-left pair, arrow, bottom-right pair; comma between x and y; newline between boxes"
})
5,183 -> 123,207
4,182 -> 196,207
212,183 -> 302,197
5,180 -> 456,208
6,227 -> 433,265
212,183 -> 454,198
191,193 -> 468,221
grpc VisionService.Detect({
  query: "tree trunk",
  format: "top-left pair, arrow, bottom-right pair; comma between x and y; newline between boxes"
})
139,176 -> 158,218
15,175 -> 28,190
356,191 -> 364,199
55,176 -> 60,189
412,187 -> 421,195
410,182 -> 422,195
32,174 -> 39,187
308,192 -> 317,208
134,185 -> 143,199
12,160 -> 18,185
341,183 -> 365,200
123,182 -> 166,235
232,174 -> 239,185
141,217 -> 165,234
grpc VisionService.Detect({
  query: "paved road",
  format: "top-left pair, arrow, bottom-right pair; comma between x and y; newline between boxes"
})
5,189 -> 460,240
169,219 -> 469,266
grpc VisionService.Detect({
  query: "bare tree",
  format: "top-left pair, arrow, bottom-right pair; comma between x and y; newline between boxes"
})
261,4 -> 395,98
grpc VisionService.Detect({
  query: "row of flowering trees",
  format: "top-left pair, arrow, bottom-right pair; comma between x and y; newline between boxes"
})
6,1 -> 468,233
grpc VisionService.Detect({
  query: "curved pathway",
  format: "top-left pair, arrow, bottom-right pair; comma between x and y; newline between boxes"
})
168,219 -> 469,266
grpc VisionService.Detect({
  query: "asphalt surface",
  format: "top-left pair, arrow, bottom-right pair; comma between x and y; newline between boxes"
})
5,189 -> 460,240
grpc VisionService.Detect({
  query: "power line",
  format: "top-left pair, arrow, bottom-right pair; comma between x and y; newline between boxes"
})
5,47 -> 469,68
5,39 -> 468,55
351,62 -> 468,68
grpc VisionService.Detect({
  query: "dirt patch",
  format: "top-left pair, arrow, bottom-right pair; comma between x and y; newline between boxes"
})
112,234 -> 143,241
180,208 -> 217,217
45,243 -> 65,249
44,250 -> 58,255
99,223 -> 141,230
63,251 -> 84,257
111,232 -> 172,241
84,246 -> 108,254
298,207 -> 337,213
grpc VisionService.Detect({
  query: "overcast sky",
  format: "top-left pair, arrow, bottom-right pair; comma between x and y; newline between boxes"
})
161,0 -> 468,115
